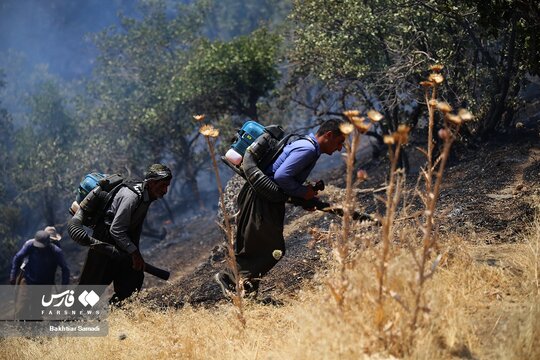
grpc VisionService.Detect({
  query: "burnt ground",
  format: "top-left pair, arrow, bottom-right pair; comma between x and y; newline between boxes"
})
138,131 -> 539,308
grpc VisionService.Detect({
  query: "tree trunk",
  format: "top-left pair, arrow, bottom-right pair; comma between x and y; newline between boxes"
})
42,189 -> 56,227
480,16 -> 518,137
184,159 -> 205,210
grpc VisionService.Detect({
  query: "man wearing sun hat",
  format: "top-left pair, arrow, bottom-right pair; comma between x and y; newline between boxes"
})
9,230 -> 70,285
44,225 -> 62,247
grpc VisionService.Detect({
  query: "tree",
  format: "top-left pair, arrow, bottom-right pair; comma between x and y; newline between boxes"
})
177,28 -> 281,121
0,69 -> 22,275
289,0 -> 539,138
14,79 -> 78,226
87,0 -> 284,208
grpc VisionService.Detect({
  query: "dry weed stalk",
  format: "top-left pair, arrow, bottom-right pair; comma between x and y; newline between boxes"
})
375,125 -> 409,329
199,120 -> 246,328
529,197 -> 540,297
326,113 -> 378,308
410,66 -> 473,332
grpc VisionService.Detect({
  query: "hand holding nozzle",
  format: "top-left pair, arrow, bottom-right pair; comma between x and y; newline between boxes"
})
303,180 -> 325,201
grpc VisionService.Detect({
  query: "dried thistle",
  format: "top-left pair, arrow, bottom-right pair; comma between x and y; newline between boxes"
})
351,117 -> 371,133
428,73 -> 444,84
436,102 -> 452,114
420,81 -> 434,88
193,114 -> 206,122
430,64 -> 444,72
445,113 -> 462,125
339,122 -> 355,135
343,110 -> 361,118
199,124 -> 216,136
458,108 -> 474,121
367,109 -> 384,122
438,128 -> 450,140
356,169 -> 368,181
395,124 -> 410,144
201,121 -> 246,328
350,116 -> 366,127
383,135 -> 395,145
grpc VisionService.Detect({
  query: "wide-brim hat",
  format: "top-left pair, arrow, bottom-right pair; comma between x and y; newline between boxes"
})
44,226 -> 62,241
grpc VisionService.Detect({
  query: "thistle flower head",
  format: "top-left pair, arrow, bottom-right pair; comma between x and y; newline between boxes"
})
458,108 -> 474,121
445,113 -> 462,125
351,116 -> 370,133
339,122 -> 354,135
343,110 -> 360,118
356,169 -> 368,181
436,102 -> 452,113
357,121 -> 371,134
438,128 -> 450,140
193,114 -> 206,122
367,109 -> 384,122
396,124 -> 410,143
428,99 -> 438,107
397,124 -> 410,135
430,64 -> 444,72
272,249 -> 283,260
428,73 -> 444,84
199,124 -> 219,137
383,135 -> 395,145
420,81 -> 434,88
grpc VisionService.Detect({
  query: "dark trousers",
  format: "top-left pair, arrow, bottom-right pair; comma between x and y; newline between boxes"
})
79,249 -> 144,303
234,183 -> 286,280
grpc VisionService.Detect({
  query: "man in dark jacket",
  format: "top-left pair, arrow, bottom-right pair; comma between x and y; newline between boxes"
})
78,163 -> 172,303
10,230 -> 70,285
216,119 -> 345,298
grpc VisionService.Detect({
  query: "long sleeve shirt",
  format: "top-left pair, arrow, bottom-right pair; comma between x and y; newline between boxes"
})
107,184 -> 152,254
10,241 -> 70,285
266,133 -> 320,198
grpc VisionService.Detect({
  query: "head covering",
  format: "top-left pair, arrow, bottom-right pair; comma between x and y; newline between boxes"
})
44,226 -> 62,241
33,230 -> 51,248
144,164 -> 172,181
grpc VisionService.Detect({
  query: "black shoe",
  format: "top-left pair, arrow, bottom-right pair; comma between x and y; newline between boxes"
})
243,279 -> 260,298
257,295 -> 284,307
214,271 -> 236,297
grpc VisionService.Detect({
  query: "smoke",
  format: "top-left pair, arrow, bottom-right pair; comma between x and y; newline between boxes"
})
0,0 -> 138,80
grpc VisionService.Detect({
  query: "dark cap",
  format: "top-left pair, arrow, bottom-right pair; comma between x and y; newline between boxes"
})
33,230 -> 51,247
144,164 -> 172,181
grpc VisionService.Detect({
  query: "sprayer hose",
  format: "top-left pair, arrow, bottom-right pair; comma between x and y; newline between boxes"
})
67,210 -> 120,258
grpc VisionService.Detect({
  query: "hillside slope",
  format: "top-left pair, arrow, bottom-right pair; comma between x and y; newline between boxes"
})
141,132 -> 539,308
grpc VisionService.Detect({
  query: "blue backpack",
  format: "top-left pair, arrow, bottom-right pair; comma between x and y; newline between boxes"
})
69,173 -> 138,227
222,120 -> 314,179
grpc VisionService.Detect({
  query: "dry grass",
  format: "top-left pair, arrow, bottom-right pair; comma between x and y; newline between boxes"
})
1,208 -> 538,359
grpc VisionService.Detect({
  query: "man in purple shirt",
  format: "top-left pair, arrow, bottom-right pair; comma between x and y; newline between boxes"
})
216,119 -> 345,299
10,230 -> 70,285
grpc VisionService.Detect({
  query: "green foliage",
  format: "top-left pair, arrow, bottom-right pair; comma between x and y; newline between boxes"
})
290,0 -> 537,135
0,69 -> 22,275
14,79 -> 78,225
86,0 -> 283,203
203,0 -> 291,40
177,28 -> 281,120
